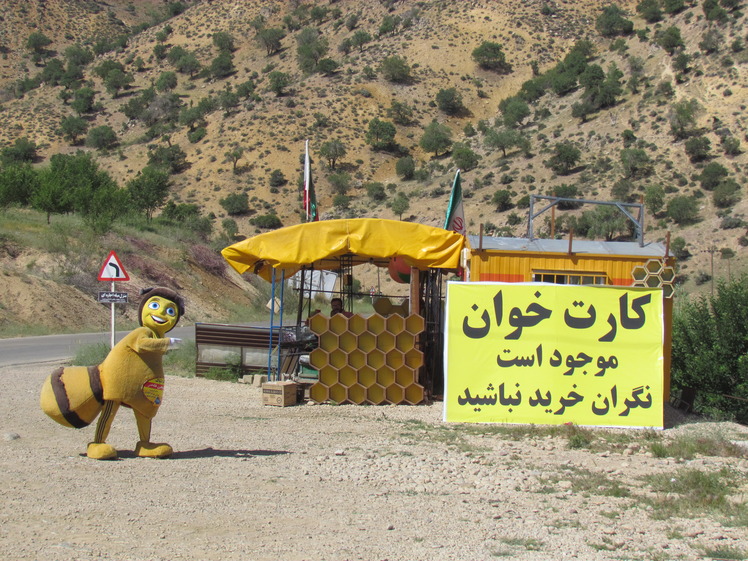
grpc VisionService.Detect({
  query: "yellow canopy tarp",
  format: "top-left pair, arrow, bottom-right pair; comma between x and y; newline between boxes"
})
222,218 -> 465,281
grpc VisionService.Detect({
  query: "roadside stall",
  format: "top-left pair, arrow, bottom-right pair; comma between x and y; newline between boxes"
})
219,218 -> 466,404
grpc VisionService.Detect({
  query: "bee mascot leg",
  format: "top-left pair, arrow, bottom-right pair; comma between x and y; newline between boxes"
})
134,411 -> 173,458
87,400 -> 121,460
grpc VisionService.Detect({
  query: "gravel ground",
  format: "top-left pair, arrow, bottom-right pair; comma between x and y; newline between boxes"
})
1,362 -> 747,561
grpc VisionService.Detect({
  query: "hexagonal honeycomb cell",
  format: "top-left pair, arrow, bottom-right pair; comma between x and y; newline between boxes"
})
373,298 -> 392,316
328,383 -> 348,404
348,348 -> 366,370
309,383 -> 328,403
329,314 -> 348,335
347,384 -> 367,405
645,275 -> 662,288
632,266 -> 648,282
358,366 -> 376,388
367,349 -> 385,369
339,366 -> 357,387
395,367 -> 415,387
660,267 -> 675,283
318,366 -> 338,387
309,348 -> 328,369
348,315 -> 367,335
319,332 -> 337,352
386,314 -> 405,334
385,384 -> 405,404
404,314 -> 425,335
377,331 -> 395,353
645,259 -> 663,275
308,314 -> 328,335
329,349 -> 347,369
404,384 -> 425,405
358,332 -> 376,353
339,332 -> 356,353
404,348 -> 424,369
367,314 -> 386,335
395,332 -> 415,352
662,283 -> 675,298
366,384 -> 386,405
376,367 -> 395,387
385,349 -> 404,369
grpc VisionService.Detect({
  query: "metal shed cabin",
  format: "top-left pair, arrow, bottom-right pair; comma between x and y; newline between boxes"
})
464,235 -> 675,397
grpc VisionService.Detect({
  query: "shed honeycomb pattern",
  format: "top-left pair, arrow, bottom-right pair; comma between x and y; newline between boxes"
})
631,259 -> 675,298
308,313 -> 425,405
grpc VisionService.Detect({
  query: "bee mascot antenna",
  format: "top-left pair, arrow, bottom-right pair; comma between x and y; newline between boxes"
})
40,287 -> 185,460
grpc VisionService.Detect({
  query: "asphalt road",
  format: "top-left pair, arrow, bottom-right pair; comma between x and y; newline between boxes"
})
0,325 -> 195,367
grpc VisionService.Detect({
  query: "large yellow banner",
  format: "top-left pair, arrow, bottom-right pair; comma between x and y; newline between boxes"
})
444,283 -> 664,428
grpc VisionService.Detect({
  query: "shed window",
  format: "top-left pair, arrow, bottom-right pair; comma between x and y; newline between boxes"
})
533,271 -> 608,285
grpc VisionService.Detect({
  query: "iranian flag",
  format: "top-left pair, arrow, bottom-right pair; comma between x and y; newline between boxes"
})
303,140 -> 318,222
444,169 -> 465,235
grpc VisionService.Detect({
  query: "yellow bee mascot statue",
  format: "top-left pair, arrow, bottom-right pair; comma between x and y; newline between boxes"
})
40,287 -> 185,460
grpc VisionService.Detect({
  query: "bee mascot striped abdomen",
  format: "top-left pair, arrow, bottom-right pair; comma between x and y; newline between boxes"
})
40,365 -> 104,428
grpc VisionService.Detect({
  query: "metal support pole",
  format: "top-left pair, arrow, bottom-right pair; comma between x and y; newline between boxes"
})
267,268 -> 276,380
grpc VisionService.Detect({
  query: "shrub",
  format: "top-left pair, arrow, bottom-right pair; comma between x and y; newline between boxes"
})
395,156 -> 416,180
219,192 -> 249,215
252,214 -> 282,229
492,189 -> 513,211
85,126 -> 118,150
672,278 -> 748,423
712,179 -> 740,208
666,195 -> 699,224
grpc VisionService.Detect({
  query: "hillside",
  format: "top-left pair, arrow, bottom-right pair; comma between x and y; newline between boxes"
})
0,0 -> 747,333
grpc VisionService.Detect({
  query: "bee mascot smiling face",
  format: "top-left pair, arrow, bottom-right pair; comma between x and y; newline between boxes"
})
40,287 -> 185,460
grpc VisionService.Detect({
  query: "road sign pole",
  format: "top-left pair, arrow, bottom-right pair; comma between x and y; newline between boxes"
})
110,281 -> 115,349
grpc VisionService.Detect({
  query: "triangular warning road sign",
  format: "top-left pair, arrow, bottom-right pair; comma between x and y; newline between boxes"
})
98,251 -> 130,281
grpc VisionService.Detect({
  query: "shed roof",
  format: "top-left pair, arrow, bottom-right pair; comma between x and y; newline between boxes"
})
467,236 -> 668,258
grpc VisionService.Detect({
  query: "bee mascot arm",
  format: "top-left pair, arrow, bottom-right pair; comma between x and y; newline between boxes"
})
41,287 -> 185,460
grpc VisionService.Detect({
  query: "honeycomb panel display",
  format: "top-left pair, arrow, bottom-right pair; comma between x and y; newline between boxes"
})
631,259 -> 676,299
347,384 -> 367,405
308,313 -> 426,405
309,348 -> 328,369
328,383 -> 347,404
404,384 -> 425,405
309,383 -> 328,403
339,366 -> 357,387
358,367 -> 376,388
367,384 -> 386,405
318,366 -> 338,387
319,332 -> 337,352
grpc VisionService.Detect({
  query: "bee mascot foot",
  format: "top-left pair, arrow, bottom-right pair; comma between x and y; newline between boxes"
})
135,441 -> 173,458
87,442 -> 118,460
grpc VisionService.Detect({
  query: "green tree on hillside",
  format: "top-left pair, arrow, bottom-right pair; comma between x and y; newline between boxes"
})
472,41 -> 512,73
268,71 -> 291,96
436,88 -> 465,116
380,55 -> 411,83
596,5 -> 634,37
212,32 -> 236,52
547,142 -> 582,174
365,118 -> 397,151
485,127 -> 519,157
0,163 -> 38,208
296,27 -> 328,73
257,28 -> 285,55
127,166 -> 170,221
499,97 -> 530,128
319,139 -> 347,169
59,115 -> 88,145
391,192 -> 410,220
419,120 -> 452,157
